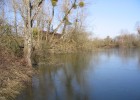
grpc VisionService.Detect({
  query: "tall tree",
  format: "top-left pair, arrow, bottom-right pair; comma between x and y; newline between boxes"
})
12,0 -> 45,66
61,0 -> 70,35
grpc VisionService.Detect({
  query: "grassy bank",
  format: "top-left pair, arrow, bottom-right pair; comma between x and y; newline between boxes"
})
0,45 -> 33,100
0,26 -> 140,100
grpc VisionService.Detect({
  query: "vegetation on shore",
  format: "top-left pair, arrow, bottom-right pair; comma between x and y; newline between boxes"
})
0,44 -> 33,100
92,33 -> 140,49
0,0 -> 140,99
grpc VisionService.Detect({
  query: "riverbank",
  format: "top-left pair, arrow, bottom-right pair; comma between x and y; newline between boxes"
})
0,46 -> 33,100
0,35 -> 139,100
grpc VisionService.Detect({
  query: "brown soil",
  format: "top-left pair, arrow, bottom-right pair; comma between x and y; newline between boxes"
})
0,45 -> 33,100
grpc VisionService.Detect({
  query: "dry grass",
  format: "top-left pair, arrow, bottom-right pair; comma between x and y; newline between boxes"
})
0,45 -> 33,100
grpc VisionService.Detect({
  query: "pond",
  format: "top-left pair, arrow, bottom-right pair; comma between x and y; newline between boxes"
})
17,49 -> 140,100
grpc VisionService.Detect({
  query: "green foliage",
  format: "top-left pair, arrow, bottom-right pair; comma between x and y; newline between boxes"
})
79,2 -> 84,8
51,0 -> 58,6
32,27 -> 39,40
65,20 -> 72,25
37,0 -> 41,2
73,3 -> 77,9
52,0 -> 58,1
63,17 -> 72,25
72,2 -> 85,9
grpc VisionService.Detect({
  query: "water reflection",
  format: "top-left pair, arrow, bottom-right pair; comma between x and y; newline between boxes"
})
17,49 -> 140,100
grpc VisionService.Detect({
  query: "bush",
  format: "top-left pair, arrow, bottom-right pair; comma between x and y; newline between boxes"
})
0,22 -> 23,57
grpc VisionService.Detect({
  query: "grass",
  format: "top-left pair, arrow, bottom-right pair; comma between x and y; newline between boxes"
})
0,44 -> 33,100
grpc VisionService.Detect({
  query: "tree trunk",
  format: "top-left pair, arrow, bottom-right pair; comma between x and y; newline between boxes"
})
24,0 -> 32,67
24,29 -> 32,67
62,20 -> 67,35
14,9 -> 18,35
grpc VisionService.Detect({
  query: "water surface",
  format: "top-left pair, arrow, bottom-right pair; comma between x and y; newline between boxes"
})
17,49 -> 140,100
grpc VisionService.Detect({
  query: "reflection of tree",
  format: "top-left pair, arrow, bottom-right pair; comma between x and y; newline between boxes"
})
137,49 -> 140,67
117,49 -> 138,63
17,49 -> 140,100
138,55 -> 140,65
101,49 -> 140,68
56,53 -> 93,100
17,53 -> 100,100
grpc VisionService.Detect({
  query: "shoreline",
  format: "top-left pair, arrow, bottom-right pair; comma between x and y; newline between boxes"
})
0,46 -> 34,100
0,47 -> 140,100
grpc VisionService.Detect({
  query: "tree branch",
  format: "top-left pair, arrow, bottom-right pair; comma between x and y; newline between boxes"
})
53,0 -> 77,34
49,0 -> 77,42
31,0 -> 45,21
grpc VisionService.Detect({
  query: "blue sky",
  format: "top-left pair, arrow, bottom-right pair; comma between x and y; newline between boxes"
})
86,0 -> 140,38
4,0 -> 140,38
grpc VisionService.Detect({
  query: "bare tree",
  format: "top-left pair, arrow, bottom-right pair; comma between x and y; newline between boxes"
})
49,0 -> 85,42
9,0 -> 85,66
12,0 -> 45,67
61,0 -> 85,38
0,0 -> 4,9
135,22 -> 140,35
11,0 -> 18,35
137,26 -> 140,35
61,0 -> 71,35
0,0 -> 5,19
